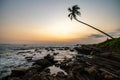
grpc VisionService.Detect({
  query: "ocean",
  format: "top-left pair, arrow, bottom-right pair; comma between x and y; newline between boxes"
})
0,44 -> 78,79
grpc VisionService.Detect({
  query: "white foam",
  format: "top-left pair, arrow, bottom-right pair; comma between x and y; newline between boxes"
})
49,65 -> 67,75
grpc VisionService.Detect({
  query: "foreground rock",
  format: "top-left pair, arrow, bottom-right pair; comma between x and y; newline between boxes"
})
2,54 -> 56,80
11,68 -> 27,77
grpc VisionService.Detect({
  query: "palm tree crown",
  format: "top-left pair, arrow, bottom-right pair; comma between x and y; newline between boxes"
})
68,5 -> 114,39
68,5 -> 81,20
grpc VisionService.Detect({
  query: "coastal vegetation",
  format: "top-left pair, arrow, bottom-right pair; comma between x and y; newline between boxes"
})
98,37 -> 120,53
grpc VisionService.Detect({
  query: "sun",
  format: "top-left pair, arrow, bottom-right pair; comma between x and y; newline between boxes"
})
49,23 -> 75,39
53,25 -> 71,35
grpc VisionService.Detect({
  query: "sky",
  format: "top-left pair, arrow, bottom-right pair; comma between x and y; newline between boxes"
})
0,0 -> 120,45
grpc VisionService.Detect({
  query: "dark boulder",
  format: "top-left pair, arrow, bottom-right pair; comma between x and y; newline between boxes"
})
74,47 -> 92,55
56,71 -> 67,78
7,77 -> 21,80
64,47 -> 70,50
74,44 -> 101,55
53,52 -> 59,56
25,56 -> 32,61
11,68 -> 27,77
55,71 -> 68,80
33,59 -> 52,68
44,68 -> 50,73
44,54 -> 56,64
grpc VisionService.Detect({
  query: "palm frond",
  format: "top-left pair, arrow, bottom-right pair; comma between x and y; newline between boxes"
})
70,16 -> 72,20
75,10 -> 81,15
68,14 -> 73,20
72,13 -> 76,19
72,5 -> 80,10
68,8 -> 72,12
68,14 -> 71,17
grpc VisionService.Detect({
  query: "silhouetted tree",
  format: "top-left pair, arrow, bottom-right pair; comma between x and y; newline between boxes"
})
68,5 -> 114,39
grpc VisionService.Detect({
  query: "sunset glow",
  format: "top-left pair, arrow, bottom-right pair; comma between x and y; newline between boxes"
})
0,0 -> 120,44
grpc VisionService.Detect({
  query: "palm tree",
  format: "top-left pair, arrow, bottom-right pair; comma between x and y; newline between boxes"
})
68,5 -> 114,39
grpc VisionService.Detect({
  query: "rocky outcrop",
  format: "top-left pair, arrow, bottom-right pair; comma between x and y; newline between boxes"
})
74,45 -> 101,55
2,46 -> 120,80
2,54 -> 56,80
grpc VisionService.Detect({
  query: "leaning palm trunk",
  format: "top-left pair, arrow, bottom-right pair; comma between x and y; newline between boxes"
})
74,17 -> 114,39
68,5 -> 114,39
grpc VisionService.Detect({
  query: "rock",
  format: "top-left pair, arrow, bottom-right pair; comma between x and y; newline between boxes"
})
34,49 -> 42,53
11,68 -> 27,77
53,53 -> 59,56
60,60 -> 75,73
56,71 -> 66,78
44,54 -> 55,64
116,70 -> 120,74
28,74 -> 41,80
85,66 -> 98,75
47,76 -> 54,80
60,63 -> 67,70
55,63 -> 60,67
64,47 -> 70,50
59,48 -> 64,50
70,49 -> 74,52
104,74 -> 114,80
17,51 -> 32,54
25,56 -> 32,61
31,70 -> 51,80
23,65 -> 42,80
99,52 -> 112,57
74,45 -> 101,55
101,72 -> 114,80
45,48 -> 50,51
55,71 -> 68,80
44,68 -> 50,73
74,47 -> 92,55
7,77 -> 21,80
33,59 -> 52,68
44,54 -> 53,60
72,65 -> 85,74
49,48 -> 54,51
28,64 -> 42,72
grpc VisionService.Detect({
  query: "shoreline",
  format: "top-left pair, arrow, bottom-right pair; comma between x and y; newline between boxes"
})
2,44 -> 120,80
1,38 -> 120,80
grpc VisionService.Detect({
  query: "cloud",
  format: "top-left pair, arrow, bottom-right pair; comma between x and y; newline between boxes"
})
116,28 -> 120,32
88,34 -> 105,38
109,32 -> 120,37
88,28 -> 120,39
108,28 -> 120,37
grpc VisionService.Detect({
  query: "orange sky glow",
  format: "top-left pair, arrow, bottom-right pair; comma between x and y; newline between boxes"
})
0,0 -> 120,45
